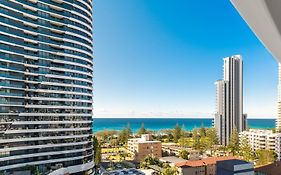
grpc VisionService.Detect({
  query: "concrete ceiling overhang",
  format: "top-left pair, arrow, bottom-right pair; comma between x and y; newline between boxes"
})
231,0 -> 281,62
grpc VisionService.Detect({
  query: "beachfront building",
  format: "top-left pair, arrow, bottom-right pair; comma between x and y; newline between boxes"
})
214,55 -> 247,145
128,134 -> 162,162
230,0 -> 281,133
175,156 -> 239,175
239,129 -> 281,161
0,0 -> 94,174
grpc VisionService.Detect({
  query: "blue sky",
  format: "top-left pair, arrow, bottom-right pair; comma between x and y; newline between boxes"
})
94,0 -> 278,118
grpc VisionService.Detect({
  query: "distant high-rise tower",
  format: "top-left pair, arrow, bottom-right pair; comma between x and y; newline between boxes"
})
214,80 -> 228,145
277,63 -> 281,132
215,55 -> 247,145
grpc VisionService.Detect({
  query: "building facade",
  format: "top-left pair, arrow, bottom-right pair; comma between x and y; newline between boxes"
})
215,55 -> 247,145
0,0 -> 94,174
128,134 -> 162,162
230,0 -> 281,133
214,80 -> 228,146
277,63 -> 281,132
254,161 -> 281,175
240,129 -> 281,161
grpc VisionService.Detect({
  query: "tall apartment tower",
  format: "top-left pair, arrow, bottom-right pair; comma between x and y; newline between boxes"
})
215,55 -> 247,145
214,80 -> 228,146
0,0 -> 94,174
277,63 -> 281,132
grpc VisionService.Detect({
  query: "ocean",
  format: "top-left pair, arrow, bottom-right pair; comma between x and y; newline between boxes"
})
92,118 -> 276,133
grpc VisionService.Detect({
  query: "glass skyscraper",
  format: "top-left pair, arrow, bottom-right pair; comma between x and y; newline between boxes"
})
0,0 -> 94,174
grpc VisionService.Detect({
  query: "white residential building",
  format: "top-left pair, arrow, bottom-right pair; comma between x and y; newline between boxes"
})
128,134 -> 162,162
240,129 -> 281,160
215,55 -> 247,146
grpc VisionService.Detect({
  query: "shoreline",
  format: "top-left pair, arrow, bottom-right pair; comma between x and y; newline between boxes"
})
92,118 -> 276,133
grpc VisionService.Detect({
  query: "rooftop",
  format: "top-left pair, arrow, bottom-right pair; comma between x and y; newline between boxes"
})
175,156 -> 239,167
159,156 -> 187,164
128,134 -> 161,144
255,161 -> 281,175
217,159 -> 250,166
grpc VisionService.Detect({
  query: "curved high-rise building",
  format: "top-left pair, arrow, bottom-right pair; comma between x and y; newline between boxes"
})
230,0 -> 281,132
0,0 -> 94,174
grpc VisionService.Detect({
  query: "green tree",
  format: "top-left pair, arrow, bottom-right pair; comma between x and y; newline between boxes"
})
173,123 -> 182,143
206,128 -> 219,145
95,130 -> 118,146
192,129 -> 201,150
138,123 -> 147,135
118,128 -> 130,145
178,138 -> 192,148
93,136 -> 102,166
228,127 -> 239,155
118,124 -> 132,145
239,137 -> 254,161
127,122 -> 132,136
162,166 -> 178,175
140,155 -> 162,169
255,149 -> 277,166
179,150 -> 189,160
199,124 -> 206,137
205,128 -> 219,155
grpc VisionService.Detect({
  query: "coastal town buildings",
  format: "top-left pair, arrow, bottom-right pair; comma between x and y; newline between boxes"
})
214,55 -> 247,145
0,0 -> 94,174
161,143 -> 201,160
128,134 -> 162,161
239,129 -> 281,161
175,156 -> 239,175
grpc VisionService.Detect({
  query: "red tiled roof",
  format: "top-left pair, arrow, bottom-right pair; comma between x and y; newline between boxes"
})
175,156 -> 239,167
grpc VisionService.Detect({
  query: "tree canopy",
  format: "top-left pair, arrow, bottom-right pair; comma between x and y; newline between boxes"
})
239,137 -> 254,161
179,150 -> 189,160
173,123 -> 182,143
93,136 -> 102,166
255,149 -> 277,166
140,155 -> 162,169
138,123 -> 147,135
228,127 -> 239,155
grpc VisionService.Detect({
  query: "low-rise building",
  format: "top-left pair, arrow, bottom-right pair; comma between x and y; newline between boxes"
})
216,159 -> 254,175
159,156 -> 187,166
175,156 -> 238,175
239,129 -> 281,160
254,161 -> 281,175
161,144 -> 201,160
128,134 -> 162,161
